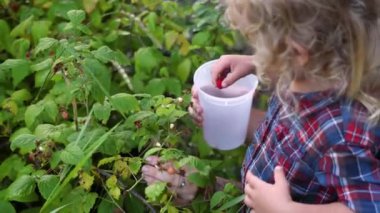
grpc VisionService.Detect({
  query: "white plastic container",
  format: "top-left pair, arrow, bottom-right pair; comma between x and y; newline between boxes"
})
193,60 -> 258,150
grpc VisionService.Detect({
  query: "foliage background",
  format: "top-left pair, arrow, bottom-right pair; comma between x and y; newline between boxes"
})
0,0 -> 252,212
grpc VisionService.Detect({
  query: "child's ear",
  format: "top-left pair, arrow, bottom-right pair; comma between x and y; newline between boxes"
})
289,39 -> 309,67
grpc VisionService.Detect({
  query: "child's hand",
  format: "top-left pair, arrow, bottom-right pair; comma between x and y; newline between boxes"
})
244,166 -> 293,213
188,86 -> 203,126
141,156 -> 198,204
211,55 -> 256,88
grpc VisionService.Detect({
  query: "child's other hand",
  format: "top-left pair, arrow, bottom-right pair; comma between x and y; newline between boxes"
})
188,86 -> 203,126
244,166 -> 293,213
141,156 -> 198,204
211,55 -> 256,88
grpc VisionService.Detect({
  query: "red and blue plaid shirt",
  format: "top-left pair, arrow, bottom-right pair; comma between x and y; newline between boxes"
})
242,91 -> 380,212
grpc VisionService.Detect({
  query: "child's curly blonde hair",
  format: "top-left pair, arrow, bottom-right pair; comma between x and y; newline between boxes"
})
226,0 -> 380,124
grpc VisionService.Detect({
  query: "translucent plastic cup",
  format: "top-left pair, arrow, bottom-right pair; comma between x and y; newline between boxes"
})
193,60 -> 258,150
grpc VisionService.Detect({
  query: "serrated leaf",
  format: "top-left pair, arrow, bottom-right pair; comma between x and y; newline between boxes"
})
97,155 -> 120,167
34,37 -> 58,55
128,157 -> 141,174
93,102 -> 111,123
145,182 -> 166,202
110,93 -> 139,114
10,134 -> 37,154
82,58 -> 111,102
10,16 -> 34,38
60,143 -> 84,165
163,78 -> 182,97
106,175 -> 120,200
143,147 -> 162,159
187,172 -> 209,187
176,58 -> 191,83
164,31 -> 178,50
126,111 -> 155,125
67,10 -> 86,25
11,38 -> 30,58
24,104 -> 43,128
134,47 -> 163,75
210,191 -> 226,210
6,175 -> 38,202
31,58 -> 53,72
79,172 -> 94,191
145,78 -> 165,96
0,59 -> 31,87
38,175 -> 59,200
11,89 -> 32,102
43,100 -> 58,122
92,46 -> 115,63
31,20 -> 51,45
192,31 -> 211,46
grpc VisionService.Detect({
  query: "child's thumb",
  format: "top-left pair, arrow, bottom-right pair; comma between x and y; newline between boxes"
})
274,166 -> 288,188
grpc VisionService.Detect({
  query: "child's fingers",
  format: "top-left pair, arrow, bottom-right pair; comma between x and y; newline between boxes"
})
245,171 -> 263,187
244,194 -> 255,209
145,156 -> 160,164
191,86 -> 199,99
211,56 -> 231,85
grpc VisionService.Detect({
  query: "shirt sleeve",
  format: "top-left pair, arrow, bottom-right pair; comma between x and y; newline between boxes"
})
315,129 -> 380,212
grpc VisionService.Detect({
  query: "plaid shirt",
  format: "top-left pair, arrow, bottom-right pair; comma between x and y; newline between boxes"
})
242,91 -> 380,213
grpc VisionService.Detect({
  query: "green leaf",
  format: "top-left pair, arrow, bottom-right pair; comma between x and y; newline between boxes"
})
92,46 -> 115,63
67,10 -> 86,25
93,102 -> 111,123
11,89 -> 32,102
11,38 -> 30,58
164,31 -> 178,50
31,58 -> 53,72
41,124 -> 119,212
38,175 -> 59,200
110,93 -> 139,114
145,78 -> 165,96
0,155 -> 25,182
59,188 -> 98,213
97,155 -> 120,167
83,0 -> 98,13
187,172 -> 209,187
134,47 -> 163,76
106,175 -> 120,200
210,191 -> 226,210
24,104 -> 44,129
143,147 -> 162,159
34,38 -> 58,55
192,31 -> 212,46
34,124 -> 55,139
216,194 -> 244,211
6,175 -> 38,202
0,59 -> 31,87
82,58 -> 111,102
10,134 -> 37,154
163,78 -> 182,97
31,21 -> 51,44
0,19 -> 12,51
176,58 -> 191,83
60,143 -> 84,165
10,15 -> 34,38
128,157 -> 142,174
0,201 -> 16,213
43,100 -> 58,122
145,182 -> 166,202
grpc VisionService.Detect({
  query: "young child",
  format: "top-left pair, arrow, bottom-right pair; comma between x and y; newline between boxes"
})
143,0 -> 380,212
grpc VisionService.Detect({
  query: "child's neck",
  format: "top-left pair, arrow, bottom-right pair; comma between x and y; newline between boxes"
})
289,78 -> 334,93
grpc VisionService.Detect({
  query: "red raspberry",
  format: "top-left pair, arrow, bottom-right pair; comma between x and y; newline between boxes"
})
216,70 -> 229,89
